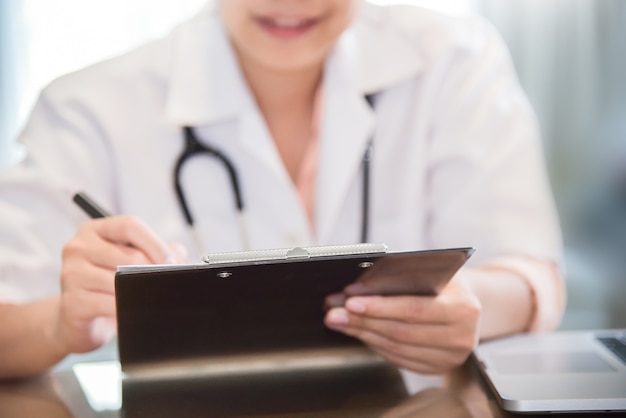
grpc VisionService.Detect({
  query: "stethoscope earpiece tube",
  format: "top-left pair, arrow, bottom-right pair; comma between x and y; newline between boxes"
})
361,93 -> 376,244
176,93 -> 376,248
361,142 -> 372,244
173,131 -> 194,226
175,127 -> 245,228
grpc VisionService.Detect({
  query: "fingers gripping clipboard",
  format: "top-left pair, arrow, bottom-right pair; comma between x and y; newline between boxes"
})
115,244 -> 474,380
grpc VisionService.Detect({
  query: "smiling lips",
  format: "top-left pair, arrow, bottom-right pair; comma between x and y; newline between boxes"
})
255,15 -> 321,39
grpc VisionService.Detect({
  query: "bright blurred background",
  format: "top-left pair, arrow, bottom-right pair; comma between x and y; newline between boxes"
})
1,0 -> 625,330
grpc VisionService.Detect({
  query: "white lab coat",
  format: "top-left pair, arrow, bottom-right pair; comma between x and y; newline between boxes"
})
0,3 -> 561,308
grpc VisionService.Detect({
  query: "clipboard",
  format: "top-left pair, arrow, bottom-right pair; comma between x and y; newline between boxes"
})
114,244 -> 474,381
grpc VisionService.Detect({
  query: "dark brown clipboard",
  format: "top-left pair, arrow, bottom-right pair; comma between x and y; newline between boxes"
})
115,245 -> 474,379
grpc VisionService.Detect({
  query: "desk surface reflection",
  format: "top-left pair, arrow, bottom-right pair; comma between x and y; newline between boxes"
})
0,359 -> 609,418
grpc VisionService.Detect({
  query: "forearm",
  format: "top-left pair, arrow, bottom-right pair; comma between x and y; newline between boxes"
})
463,256 -> 566,341
0,297 -> 68,380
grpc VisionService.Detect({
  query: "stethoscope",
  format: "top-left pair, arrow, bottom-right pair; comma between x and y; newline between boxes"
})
174,95 -> 376,251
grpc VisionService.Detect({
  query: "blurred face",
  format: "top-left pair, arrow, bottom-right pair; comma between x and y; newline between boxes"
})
218,0 -> 358,72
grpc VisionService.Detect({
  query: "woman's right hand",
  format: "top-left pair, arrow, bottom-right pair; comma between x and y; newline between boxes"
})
54,215 -> 186,355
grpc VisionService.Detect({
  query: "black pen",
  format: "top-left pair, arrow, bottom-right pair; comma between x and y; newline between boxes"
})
73,192 -> 111,219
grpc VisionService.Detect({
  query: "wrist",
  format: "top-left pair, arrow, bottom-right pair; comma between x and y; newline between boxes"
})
460,266 -> 533,340
42,296 -> 72,359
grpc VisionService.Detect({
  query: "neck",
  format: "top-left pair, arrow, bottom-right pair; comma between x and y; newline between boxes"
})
233,52 -> 325,184
237,58 -> 323,116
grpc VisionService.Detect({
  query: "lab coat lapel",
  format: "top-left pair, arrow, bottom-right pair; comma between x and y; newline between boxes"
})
165,9 -> 246,126
316,35 -> 375,243
316,3 -> 424,242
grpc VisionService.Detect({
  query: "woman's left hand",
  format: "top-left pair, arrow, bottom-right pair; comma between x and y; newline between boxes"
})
324,277 -> 482,374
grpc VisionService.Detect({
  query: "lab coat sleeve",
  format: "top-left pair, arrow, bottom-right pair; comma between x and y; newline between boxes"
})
0,81 -> 116,303
422,19 -> 564,329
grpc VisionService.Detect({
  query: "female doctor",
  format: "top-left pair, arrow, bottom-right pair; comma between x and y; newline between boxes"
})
0,0 -> 565,380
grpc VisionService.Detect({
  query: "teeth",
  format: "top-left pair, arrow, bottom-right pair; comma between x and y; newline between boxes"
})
271,17 -> 307,28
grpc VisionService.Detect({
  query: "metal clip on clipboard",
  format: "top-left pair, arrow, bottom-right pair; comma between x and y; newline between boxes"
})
201,243 -> 388,266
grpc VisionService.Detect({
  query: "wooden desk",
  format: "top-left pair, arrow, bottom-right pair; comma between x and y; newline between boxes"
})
0,356 -> 604,418
0,359 -> 494,418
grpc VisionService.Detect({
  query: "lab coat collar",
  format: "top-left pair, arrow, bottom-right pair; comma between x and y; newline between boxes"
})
165,9 -> 249,126
164,2 -> 424,127
352,1 -> 425,94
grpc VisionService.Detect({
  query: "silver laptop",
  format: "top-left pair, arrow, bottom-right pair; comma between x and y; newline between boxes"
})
472,329 -> 626,413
